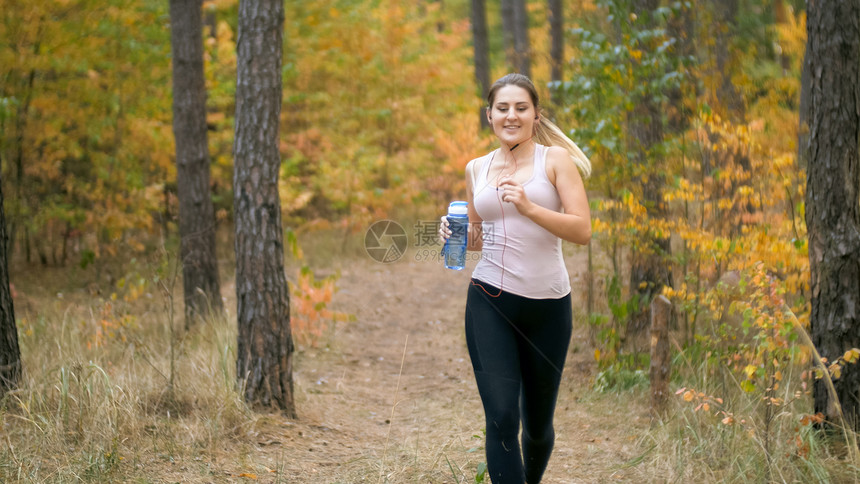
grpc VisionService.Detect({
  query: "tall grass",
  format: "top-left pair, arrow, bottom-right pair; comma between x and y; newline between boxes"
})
9,231 -> 858,482
579,259 -> 860,482
0,275 -> 253,482
0,234 -> 486,483
628,310 -> 860,483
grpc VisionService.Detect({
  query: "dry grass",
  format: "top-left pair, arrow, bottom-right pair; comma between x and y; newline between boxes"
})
3,236 -> 860,483
623,336 -> 860,484
631,395 -> 860,483
1,282 -> 253,482
0,247 -> 496,483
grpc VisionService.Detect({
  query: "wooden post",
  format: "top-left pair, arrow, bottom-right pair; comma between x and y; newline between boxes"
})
650,295 -> 672,417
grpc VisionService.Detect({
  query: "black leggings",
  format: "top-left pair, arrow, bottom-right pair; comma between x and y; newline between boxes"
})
465,280 -> 572,484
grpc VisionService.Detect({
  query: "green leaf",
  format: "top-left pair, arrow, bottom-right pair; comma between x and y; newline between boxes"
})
475,462 -> 487,483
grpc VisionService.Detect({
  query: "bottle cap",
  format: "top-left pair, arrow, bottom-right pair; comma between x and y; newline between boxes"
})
447,201 -> 468,215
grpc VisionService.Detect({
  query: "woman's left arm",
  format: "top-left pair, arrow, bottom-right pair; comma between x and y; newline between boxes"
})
498,146 -> 591,245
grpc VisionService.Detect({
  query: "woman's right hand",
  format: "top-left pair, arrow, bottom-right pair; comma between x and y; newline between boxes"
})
438,215 -> 451,245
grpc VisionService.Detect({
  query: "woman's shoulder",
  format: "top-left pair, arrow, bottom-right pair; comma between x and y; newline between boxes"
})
466,153 -> 491,188
544,145 -> 580,185
544,144 -> 569,161
544,145 -> 574,171
466,151 -> 494,172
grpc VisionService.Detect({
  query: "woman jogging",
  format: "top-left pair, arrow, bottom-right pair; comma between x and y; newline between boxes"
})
440,73 -> 591,483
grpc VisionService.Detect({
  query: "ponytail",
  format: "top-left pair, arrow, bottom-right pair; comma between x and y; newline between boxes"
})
534,118 -> 592,179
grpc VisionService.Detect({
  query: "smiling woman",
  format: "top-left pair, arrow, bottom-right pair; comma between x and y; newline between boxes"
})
488,87 -> 539,151
439,73 -> 592,484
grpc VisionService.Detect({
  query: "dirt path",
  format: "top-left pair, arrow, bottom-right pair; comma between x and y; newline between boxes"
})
245,247 -> 651,483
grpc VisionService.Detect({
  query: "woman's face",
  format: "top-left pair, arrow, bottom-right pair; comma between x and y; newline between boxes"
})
488,85 -> 537,147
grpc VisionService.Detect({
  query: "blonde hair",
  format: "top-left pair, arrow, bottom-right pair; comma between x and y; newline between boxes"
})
487,73 -> 591,178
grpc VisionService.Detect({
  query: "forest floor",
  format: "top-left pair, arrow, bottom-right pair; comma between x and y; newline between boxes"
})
184,243 -> 654,483
7,236 -> 655,483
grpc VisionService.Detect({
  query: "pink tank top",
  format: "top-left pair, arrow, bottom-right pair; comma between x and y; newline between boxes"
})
471,144 -> 571,299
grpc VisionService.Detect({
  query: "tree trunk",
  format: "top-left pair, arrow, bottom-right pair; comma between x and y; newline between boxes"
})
548,0 -> 563,104
471,0 -> 491,129
712,0 -> 744,120
501,0 -> 516,72
665,0 -> 694,133
169,0 -> 223,327
233,0 -> 296,417
501,0 -> 530,76
772,0 -> 792,73
650,295 -> 671,417
710,0 -> 752,236
805,0 -> 860,431
13,67 -> 37,264
0,175 -> 21,398
512,0 -> 530,77
627,0 -> 671,334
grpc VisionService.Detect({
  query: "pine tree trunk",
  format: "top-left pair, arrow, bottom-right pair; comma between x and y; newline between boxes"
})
665,0 -> 694,133
627,0 -> 671,334
170,0 -> 223,327
471,0 -> 491,129
0,177 -> 21,398
710,0 -> 752,234
501,0 -> 516,72
501,0 -> 531,76
712,0 -> 744,120
233,0 -> 296,417
805,0 -> 860,431
512,0 -> 530,77
548,0 -> 563,104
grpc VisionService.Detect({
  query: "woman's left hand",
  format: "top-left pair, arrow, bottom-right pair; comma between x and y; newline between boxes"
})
498,176 -> 533,215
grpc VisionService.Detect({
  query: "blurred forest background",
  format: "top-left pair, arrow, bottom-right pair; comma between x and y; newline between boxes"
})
0,0 -> 809,273
2,0 -> 860,482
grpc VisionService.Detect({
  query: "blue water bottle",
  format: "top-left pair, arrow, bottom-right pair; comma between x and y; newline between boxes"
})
443,201 -> 469,270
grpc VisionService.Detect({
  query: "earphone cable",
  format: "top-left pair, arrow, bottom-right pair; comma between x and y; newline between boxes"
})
470,138 -> 533,298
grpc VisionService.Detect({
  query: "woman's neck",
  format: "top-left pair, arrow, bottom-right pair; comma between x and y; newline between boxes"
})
491,140 -> 536,181
500,139 -> 535,153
